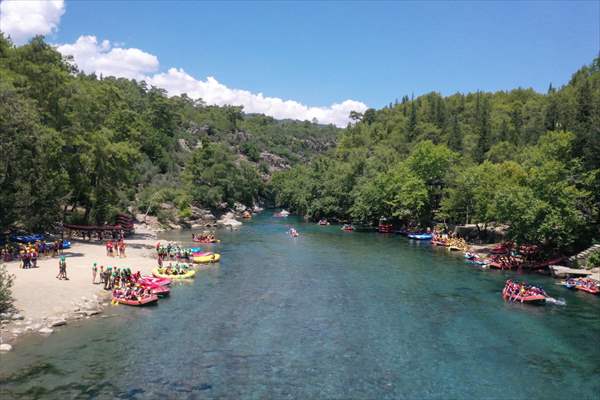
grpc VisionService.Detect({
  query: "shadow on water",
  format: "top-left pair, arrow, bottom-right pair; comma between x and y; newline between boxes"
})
1,214 -> 599,399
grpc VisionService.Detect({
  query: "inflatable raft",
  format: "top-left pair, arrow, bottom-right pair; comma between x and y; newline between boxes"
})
193,252 -> 221,263
502,287 -> 546,304
152,268 -> 196,279
138,276 -> 171,286
408,233 -> 433,240
113,294 -> 159,306
192,238 -> 220,243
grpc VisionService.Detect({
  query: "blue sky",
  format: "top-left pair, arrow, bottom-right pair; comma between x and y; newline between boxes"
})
1,1 -> 598,124
56,1 -> 599,105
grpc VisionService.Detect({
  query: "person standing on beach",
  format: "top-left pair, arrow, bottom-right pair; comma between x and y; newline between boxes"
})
92,262 -> 98,284
56,256 -> 67,280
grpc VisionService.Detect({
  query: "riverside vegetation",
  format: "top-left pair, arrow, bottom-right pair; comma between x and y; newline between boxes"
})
1,34 -> 599,311
0,34 -> 339,232
272,58 -> 600,256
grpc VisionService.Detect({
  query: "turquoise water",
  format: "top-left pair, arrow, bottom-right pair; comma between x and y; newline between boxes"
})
1,215 -> 599,399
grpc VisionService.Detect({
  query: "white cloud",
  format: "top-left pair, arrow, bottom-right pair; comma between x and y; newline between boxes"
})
148,68 -> 367,127
57,35 -> 367,126
57,35 -> 159,80
0,0 -> 65,45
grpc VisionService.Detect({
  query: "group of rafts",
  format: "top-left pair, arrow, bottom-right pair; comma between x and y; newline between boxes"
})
315,217 -> 600,305
111,240 -> 221,306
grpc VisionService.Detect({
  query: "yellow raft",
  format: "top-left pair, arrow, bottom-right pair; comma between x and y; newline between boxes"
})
152,268 -> 196,279
192,253 -> 221,263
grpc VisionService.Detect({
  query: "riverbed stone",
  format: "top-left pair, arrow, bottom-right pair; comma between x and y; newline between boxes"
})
11,313 -> 24,321
0,343 -> 12,352
49,319 -> 67,327
38,327 -> 54,334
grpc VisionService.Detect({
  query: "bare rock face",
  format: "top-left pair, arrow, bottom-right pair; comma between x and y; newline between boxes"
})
190,206 -> 216,221
260,151 -> 290,172
160,203 -> 175,210
177,138 -> 191,152
233,202 -> 247,213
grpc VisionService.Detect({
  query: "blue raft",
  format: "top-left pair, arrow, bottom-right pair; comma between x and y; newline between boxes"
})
407,233 -> 433,240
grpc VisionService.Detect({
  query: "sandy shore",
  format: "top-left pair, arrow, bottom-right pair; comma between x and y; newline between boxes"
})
0,224 -> 162,347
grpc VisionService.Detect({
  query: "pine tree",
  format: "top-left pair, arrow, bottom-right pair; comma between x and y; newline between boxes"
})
448,114 -> 463,152
406,98 -> 418,141
544,93 -> 559,131
475,97 -> 491,163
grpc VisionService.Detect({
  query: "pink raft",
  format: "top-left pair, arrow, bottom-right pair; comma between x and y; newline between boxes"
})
138,276 -> 171,286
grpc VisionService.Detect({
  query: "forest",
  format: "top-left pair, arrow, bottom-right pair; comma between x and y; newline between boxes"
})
1,33 -> 599,254
272,58 -> 600,253
0,34 -> 339,230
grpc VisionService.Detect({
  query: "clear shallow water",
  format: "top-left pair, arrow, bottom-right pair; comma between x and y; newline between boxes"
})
1,215 -> 599,399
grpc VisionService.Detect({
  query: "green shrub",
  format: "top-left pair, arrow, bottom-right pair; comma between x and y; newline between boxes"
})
0,264 -> 15,315
587,250 -> 600,269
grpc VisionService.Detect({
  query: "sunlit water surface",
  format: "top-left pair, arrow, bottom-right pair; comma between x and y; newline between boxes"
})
1,215 -> 599,399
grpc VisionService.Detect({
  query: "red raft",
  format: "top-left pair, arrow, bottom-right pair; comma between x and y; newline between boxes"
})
112,294 -> 159,306
140,283 -> 170,296
502,280 -> 547,304
571,278 -> 600,295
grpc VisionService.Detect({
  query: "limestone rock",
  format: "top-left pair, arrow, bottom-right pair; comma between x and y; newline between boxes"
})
49,319 -> 67,327
233,202 -> 247,213
0,343 -> 12,352
217,212 -> 243,229
177,138 -> 191,152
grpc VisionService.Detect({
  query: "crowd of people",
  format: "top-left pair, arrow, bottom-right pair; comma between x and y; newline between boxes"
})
564,277 -> 600,292
105,239 -> 127,258
112,285 -> 154,302
93,265 -> 141,290
192,232 -> 218,242
503,279 -> 548,301
156,242 -> 194,263
155,263 -> 191,276
1,240 -> 65,265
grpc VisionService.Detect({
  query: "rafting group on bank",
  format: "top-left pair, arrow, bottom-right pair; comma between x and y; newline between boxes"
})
106,240 -> 222,307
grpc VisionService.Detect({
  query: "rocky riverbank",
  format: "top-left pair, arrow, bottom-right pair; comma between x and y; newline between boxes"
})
0,223 -> 160,351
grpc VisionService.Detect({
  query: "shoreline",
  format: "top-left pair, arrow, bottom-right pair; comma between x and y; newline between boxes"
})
2,218 -> 598,351
0,224 -> 161,349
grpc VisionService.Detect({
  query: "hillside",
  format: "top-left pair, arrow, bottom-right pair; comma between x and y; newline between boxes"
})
271,58 -> 600,252
0,35 -> 340,230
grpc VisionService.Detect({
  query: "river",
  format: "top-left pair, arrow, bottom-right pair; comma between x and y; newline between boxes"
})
1,214 -> 599,399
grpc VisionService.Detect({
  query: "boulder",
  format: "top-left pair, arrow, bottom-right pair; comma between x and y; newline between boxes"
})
38,327 -> 54,335
177,138 -> 191,152
160,202 -> 174,210
216,211 -> 242,228
0,344 -> 12,352
49,319 -> 67,327
233,202 -> 247,213
11,313 -> 24,321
